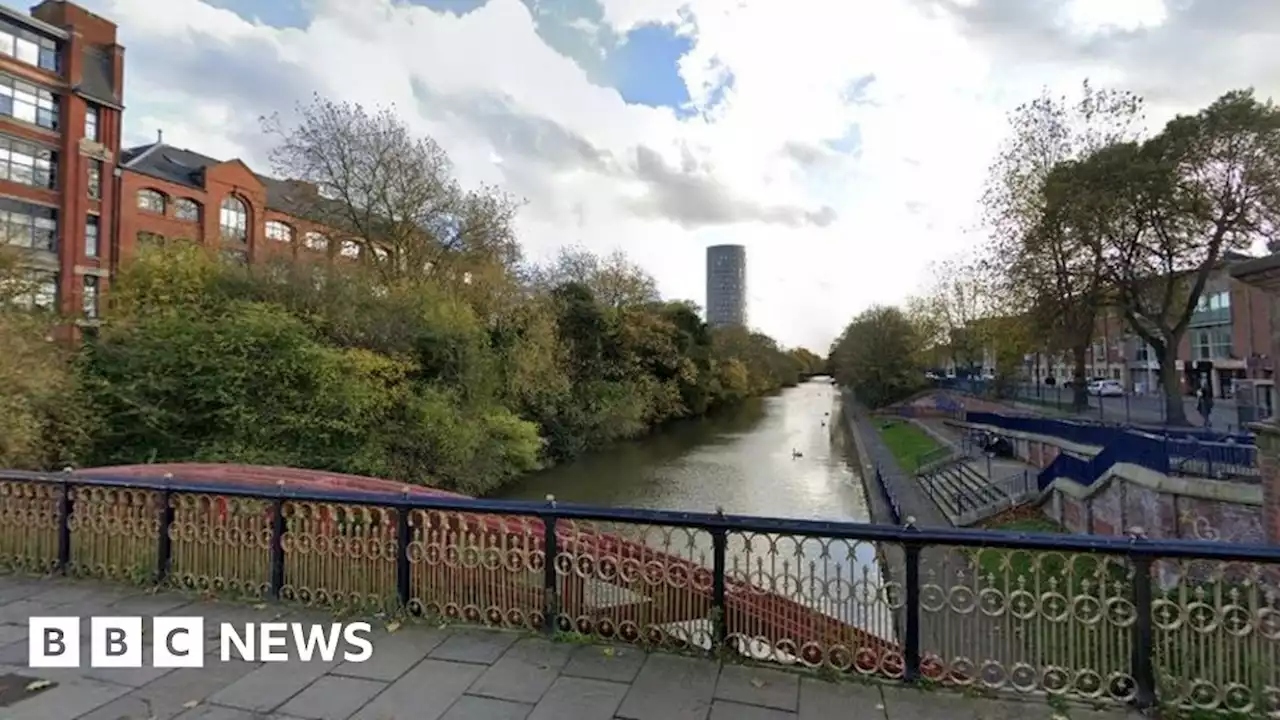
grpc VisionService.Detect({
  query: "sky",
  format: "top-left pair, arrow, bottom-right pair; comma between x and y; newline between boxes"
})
75,0 -> 1280,352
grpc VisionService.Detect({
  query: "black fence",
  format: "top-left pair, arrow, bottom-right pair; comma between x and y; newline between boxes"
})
0,469 -> 1278,715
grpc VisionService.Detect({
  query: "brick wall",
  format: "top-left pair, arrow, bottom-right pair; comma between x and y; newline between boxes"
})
1047,479 -> 1264,544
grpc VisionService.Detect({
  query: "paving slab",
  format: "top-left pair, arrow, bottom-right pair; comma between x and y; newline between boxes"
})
714,663 -> 800,711
330,624 -> 449,681
616,653 -> 720,720
440,693 -> 534,720
276,674 -> 387,720
0,574 -> 1150,720
467,636 -> 572,703
561,642 -> 646,683
527,675 -> 629,720
348,658 -> 487,720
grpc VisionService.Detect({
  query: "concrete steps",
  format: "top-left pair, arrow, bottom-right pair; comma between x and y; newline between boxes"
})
918,461 -> 1008,523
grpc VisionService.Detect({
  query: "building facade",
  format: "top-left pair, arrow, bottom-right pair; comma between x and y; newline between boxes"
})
1019,259 -> 1275,399
705,244 -> 746,328
0,0 -> 123,329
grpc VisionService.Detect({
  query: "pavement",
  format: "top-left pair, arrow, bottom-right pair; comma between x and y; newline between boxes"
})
1002,386 -> 1243,432
0,575 -> 1139,720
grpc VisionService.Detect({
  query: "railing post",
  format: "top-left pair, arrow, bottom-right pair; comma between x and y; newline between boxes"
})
542,495 -> 559,634
902,516 -> 922,683
156,473 -> 175,584
56,468 -> 73,575
1127,528 -> 1157,710
269,487 -> 286,600
395,491 -> 412,610
711,506 -> 728,651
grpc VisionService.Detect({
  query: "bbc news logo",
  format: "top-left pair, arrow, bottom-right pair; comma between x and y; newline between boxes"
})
29,617 -> 374,668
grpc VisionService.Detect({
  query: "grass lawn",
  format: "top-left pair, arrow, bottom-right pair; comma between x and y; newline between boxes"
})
873,418 -> 942,474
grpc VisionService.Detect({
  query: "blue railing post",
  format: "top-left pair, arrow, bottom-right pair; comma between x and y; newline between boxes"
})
711,507 -> 728,650
902,518 -> 922,683
56,468 -> 73,575
155,473 -> 175,584
395,494 -> 412,610
542,495 -> 559,634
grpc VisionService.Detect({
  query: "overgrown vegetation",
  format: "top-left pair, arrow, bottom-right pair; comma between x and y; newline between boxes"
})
0,98 -> 822,493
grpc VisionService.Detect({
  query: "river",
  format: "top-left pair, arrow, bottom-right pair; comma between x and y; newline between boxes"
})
495,379 -> 893,643
494,379 -> 875,522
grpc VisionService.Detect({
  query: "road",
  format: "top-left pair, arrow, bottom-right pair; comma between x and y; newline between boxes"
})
1004,384 -> 1246,432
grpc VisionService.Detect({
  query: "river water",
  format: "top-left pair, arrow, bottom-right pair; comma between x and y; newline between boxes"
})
495,380 -> 894,644
495,379 -> 874,521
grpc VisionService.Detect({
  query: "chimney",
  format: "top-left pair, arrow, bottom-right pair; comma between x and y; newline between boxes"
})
157,129 -> 163,144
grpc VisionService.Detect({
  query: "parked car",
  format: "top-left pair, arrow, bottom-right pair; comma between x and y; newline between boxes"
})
1087,379 -> 1125,397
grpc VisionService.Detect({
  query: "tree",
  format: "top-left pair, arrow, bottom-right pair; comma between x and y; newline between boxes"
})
532,246 -> 661,309
981,80 -> 1144,409
1097,90 -> 1280,424
829,305 -> 926,408
0,250 -> 93,469
919,257 -> 999,375
262,96 -> 524,314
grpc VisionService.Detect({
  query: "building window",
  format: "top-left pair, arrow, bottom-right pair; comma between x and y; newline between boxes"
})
82,275 -> 98,318
7,269 -> 57,311
0,75 -> 58,129
219,196 -> 247,243
0,134 -> 55,189
304,231 -> 328,251
84,104 -> 98,142
339,239 -> 360,258
220,249 -> 248,266
0,197 -> 56,251
137,189 -> 165,213
174,198 -> 200,221
0,21 -> 57,72
1192,328 -> 1233,360
87,160 -> 101,199
85,215 -> 98,258
137,231 -> 163,246
373,245 -> 389,262
266,220 -> 293,242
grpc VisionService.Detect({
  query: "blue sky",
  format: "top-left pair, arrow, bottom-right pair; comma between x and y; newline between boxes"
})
204,0 -> 694,110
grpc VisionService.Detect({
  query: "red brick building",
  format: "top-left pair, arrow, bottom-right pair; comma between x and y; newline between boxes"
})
116,142 -> 366,267
0,0 -> 123,325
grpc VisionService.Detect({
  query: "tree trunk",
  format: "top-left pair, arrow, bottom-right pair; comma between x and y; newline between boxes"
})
1071,345 -> 1089,412
1159,345 -> 1188,426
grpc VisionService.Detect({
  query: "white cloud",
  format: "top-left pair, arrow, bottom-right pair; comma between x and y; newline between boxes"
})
80,0 -> 1280,352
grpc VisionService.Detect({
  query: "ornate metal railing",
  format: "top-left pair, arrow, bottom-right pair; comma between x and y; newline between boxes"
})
2,469 -> 1280,715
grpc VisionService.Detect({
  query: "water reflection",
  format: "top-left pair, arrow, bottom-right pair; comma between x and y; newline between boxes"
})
498,380 -> 894,643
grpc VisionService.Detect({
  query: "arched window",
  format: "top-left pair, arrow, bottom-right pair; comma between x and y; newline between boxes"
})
174,198 -> 200,221
339,239 -> 360,258
137,189 -> 165,213
266,220 -> 293,243
304,231 -> 328,251
219,196 -> 247,243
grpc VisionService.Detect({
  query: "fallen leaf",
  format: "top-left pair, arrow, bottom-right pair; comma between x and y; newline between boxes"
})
601,647 -> 615,657
182,700 -> 200,709
749,678 -> 765,689
252,604 -> 267,610
875,704 -> 885,711
24,679 -> 53,691
385,621 -> 402,633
